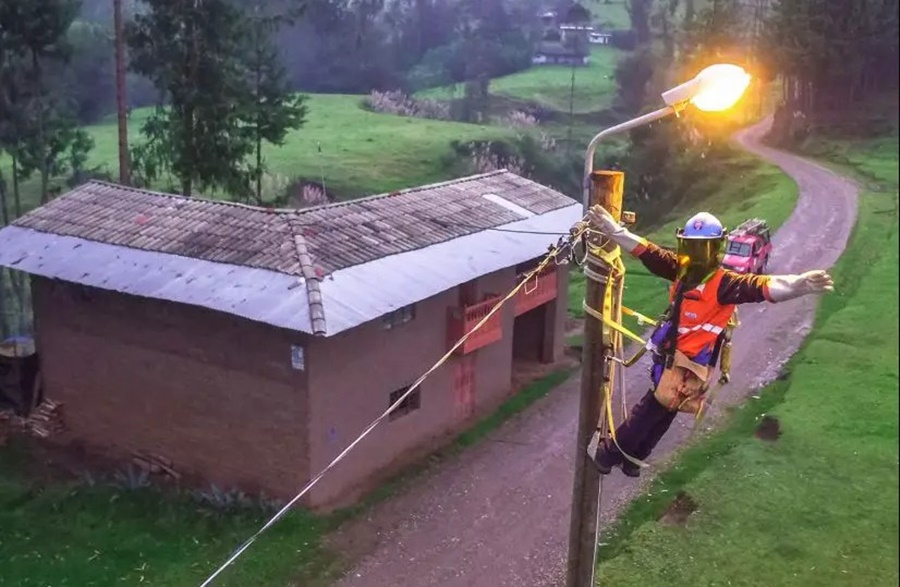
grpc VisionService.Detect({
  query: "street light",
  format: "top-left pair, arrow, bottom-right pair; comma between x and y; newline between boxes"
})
567,63 -> 751,587
582,63 -> 752,208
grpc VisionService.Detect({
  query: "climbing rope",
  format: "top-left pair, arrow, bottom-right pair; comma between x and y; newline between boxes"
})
196,222 -> 592,587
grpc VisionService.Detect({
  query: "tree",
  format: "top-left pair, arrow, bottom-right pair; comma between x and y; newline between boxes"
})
242,2 -> 308,203
128,0 -> 309,199
767,0 -> 898,130
128,0 -> 252,197
0,0 -> 96,335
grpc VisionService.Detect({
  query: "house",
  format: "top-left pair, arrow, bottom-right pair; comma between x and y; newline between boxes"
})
533,2 -> 594,65
0,171 -> 580,508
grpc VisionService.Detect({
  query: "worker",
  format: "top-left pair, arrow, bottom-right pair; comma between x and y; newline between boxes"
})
580,206 -> 834,477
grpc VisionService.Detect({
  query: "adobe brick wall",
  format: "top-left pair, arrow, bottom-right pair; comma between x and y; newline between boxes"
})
31,277 -> 310,498
304,267 -> 519,508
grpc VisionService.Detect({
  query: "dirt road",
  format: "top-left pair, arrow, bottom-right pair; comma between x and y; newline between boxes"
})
326,119 -> 859,587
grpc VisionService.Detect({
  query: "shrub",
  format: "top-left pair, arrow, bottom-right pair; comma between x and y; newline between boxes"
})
365,90 -> 451,121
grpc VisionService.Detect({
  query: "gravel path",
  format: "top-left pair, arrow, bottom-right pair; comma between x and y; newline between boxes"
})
325,118 -> 859,587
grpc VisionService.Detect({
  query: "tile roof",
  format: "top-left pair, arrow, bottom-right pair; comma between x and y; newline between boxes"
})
13,171 -> 574,277
5,171 -> 578,337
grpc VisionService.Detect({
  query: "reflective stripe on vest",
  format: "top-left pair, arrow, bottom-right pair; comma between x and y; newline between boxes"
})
669,269 -> 736,359
677,323 -> 725,336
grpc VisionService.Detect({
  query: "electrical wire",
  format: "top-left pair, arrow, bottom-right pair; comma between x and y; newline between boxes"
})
196,222 -> 590,587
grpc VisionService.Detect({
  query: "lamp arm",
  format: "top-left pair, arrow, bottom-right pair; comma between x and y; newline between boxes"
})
582,105 -> 679,211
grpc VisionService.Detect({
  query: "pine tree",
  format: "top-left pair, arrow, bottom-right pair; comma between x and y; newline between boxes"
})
128,0 -> 308,199
242,1 -> 308,204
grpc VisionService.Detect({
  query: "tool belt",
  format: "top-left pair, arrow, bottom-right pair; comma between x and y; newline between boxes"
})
654,349 -> 710,414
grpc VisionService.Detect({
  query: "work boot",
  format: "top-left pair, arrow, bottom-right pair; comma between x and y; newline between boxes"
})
586,431 -> 618,475
620,460 -> 641,478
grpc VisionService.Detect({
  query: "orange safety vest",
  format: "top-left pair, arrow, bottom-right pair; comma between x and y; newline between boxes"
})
667,269 -> 736,360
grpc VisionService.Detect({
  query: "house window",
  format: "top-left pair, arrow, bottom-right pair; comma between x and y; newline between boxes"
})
383,304 -> 415,330
389,386 -> 421,421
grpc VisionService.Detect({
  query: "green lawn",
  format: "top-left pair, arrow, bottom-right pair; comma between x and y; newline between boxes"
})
585,0 -> 632,29
419,46 -> 623,115
0,439 -> 342,587
595,133 -> 900,586
1,94 -> 512,212
568,148 -> 799,320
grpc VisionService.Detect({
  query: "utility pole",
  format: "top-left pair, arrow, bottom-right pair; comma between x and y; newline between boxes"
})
114,0 -> 131,185
566,170 -> 624,587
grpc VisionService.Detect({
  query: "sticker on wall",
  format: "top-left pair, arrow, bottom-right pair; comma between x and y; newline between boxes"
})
290,345 -> 305,370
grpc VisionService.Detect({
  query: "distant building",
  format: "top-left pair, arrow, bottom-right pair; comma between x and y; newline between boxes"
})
589,31 -> 612,45
0,172 -> 580,509
532,40 -> 590,66
533,2 -> 599,65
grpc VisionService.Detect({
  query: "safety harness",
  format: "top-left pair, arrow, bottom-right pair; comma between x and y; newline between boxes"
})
575,231 -> 740,468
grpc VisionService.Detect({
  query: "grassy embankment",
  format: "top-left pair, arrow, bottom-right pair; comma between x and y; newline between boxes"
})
595,130 -> 899,586
419,46 -> 623,116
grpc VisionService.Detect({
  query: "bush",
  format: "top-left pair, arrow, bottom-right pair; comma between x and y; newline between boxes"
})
609,28 -> 638,51
364,90 -> 451,121
448,133 -> 579,197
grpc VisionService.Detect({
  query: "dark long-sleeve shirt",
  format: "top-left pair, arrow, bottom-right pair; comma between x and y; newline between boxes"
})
632,240 -> 773,305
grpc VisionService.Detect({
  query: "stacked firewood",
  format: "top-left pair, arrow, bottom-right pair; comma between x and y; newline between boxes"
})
24,399 -> 65,437
0,399 -> 65,438
131,452 -> 181,481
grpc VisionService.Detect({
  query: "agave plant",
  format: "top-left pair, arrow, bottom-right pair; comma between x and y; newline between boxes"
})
112,465 -> 150,490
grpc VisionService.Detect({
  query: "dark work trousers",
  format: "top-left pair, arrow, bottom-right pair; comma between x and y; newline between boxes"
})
597,388 -> 677,467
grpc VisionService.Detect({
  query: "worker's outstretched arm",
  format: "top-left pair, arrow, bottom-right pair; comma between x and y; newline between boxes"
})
717,270 -> 834,305
574,204 -> 678,281
766,270 -> 834,302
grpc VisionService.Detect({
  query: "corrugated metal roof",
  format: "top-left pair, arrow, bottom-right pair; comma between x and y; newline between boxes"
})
0,226 -> 313,333
0,171 -> 582,336
319,204 -> 581,336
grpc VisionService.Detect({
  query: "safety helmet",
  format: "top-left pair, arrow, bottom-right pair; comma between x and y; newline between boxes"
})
675,212 -> 727,286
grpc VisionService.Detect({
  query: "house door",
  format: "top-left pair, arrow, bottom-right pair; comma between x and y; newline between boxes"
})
453,355 -> 476,420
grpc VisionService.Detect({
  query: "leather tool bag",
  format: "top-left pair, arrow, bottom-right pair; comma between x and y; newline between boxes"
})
654,349 -> 710,414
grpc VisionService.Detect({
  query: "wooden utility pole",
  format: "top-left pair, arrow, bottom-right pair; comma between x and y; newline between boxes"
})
566,170 -> 624,587
114,0 -> 131,185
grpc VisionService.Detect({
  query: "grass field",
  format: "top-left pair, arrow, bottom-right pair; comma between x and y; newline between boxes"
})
1,94 -> 512,213
567,147 -> 799,320
0,369 -> 573,587
594,132 -> 900,586
420,46 -> 623,115
586,0 -> 632,29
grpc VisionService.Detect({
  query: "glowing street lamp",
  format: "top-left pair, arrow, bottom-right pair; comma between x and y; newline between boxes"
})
582,63 -> 752,208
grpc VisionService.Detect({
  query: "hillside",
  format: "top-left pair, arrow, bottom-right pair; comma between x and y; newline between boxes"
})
419,46 -> 623,115
1,95 -> 513,213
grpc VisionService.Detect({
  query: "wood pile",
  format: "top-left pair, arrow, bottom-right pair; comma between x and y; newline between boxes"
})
131,452 -> 181,481
0,399 -> 65,438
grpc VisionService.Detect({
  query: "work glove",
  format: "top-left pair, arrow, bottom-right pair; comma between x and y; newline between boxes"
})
585,204 -> 645,254
767,270 -> 834,302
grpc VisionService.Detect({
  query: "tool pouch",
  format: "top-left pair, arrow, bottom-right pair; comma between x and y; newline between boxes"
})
654,350 -> 710,414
